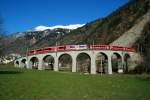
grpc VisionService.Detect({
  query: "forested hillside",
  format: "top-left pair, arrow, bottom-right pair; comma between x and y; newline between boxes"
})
58,0 -> 149,45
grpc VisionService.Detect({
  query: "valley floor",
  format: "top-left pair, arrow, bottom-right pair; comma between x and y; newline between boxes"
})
0,64 -> 150,100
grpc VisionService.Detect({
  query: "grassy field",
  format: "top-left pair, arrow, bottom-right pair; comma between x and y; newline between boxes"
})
0,64 -> 150,100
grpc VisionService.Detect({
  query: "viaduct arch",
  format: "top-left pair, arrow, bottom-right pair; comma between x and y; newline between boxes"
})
76,52 -> 91,73
58,53 -> 72,72
96,52 -> 108,74
43,55 -> 55,70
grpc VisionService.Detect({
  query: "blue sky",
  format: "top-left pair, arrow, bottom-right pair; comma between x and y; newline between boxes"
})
0,0 -> 128,34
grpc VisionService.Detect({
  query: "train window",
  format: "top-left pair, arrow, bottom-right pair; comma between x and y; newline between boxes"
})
59,47 -> 64,49
36,49 -> 43,52
45,48 -> 52,50
29,51 -> 34,53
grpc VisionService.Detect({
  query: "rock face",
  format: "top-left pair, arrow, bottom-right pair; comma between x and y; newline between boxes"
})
110,11 -> 150,47
110,11 -> 150,70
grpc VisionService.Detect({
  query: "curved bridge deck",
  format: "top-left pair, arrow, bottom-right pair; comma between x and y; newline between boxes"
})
14,45 -> 136,74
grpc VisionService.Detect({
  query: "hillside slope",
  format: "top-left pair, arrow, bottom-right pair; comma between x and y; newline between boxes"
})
111,11 -> 150,47
1,28 -> 71,55
58,0 -> 149,45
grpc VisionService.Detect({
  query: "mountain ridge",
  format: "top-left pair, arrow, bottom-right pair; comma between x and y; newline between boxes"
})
12,24 -> 85,38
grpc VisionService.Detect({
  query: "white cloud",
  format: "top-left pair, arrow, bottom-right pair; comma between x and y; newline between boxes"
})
33,24 -> 85,31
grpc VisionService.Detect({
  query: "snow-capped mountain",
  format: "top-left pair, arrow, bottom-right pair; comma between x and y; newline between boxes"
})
12,24 -> 85,38
32,24 -> 85,31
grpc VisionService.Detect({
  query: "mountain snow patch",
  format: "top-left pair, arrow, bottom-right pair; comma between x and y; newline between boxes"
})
34,24 -> 85,31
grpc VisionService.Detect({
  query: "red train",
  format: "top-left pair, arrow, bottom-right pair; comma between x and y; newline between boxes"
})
27,45 -> 135,56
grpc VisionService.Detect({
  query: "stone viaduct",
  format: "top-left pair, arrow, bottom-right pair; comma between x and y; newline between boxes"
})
14,48 -> 137,74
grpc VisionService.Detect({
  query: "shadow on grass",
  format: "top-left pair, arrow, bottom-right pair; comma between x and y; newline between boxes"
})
0,71 -> 23,74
